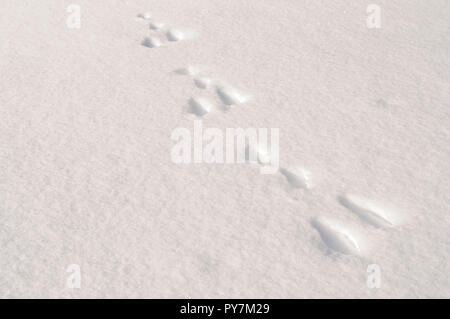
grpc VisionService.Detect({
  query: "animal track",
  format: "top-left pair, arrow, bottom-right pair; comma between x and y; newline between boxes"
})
280,167 -> 312,190
142,36 -> 162,48
137,12 -> 152,20
311,217 -> 361,255
149,22 -> 165,30
338,194 -> 394,228
138,12 -> 194,49
309,194 -> 399,255
216,85 -> 250,107
188,97 -> 213,117
175,66 -> 200,76
176,66 -> 250,114
194,77 -> 213,89
135,10 -> 400,259
166,28 -> 187,42
173,64 -> 400,259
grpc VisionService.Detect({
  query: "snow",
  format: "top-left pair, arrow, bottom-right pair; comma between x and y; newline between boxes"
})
0,0 -> 449,298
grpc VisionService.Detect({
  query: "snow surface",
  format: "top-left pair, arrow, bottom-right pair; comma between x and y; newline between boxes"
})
0,0 -> 449,298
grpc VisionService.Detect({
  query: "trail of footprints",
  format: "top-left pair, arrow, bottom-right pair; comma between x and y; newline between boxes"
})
312,195 -> 396,255
175,65 -> 251,116
137,11 -> 399,257
137,12 -> 194,48
243,147 -> 398,256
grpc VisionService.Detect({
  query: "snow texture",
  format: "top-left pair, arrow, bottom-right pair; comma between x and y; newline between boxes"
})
0,0 -> 449,298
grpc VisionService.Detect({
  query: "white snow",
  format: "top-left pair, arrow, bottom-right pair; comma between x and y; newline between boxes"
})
0,0 -> 449,298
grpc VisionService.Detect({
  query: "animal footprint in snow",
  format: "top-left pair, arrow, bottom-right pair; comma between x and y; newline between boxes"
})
166,28 -> 188,41
311,217 -> 361,255
194,77 -> 213,89
176,66 -> 250,114
174,66 -> 212,86
175,65 -> 201,76
338,194 -> 395,228
139,13 -> 195,48
174,66 -> 213,88
149,22 -> 165,30
141,36 -> 162,48
216,85 -> 250,107
308,194 -> 400,257
188,97 -> 213,117
280,167 -> 312,189
137,12 -> 152,20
